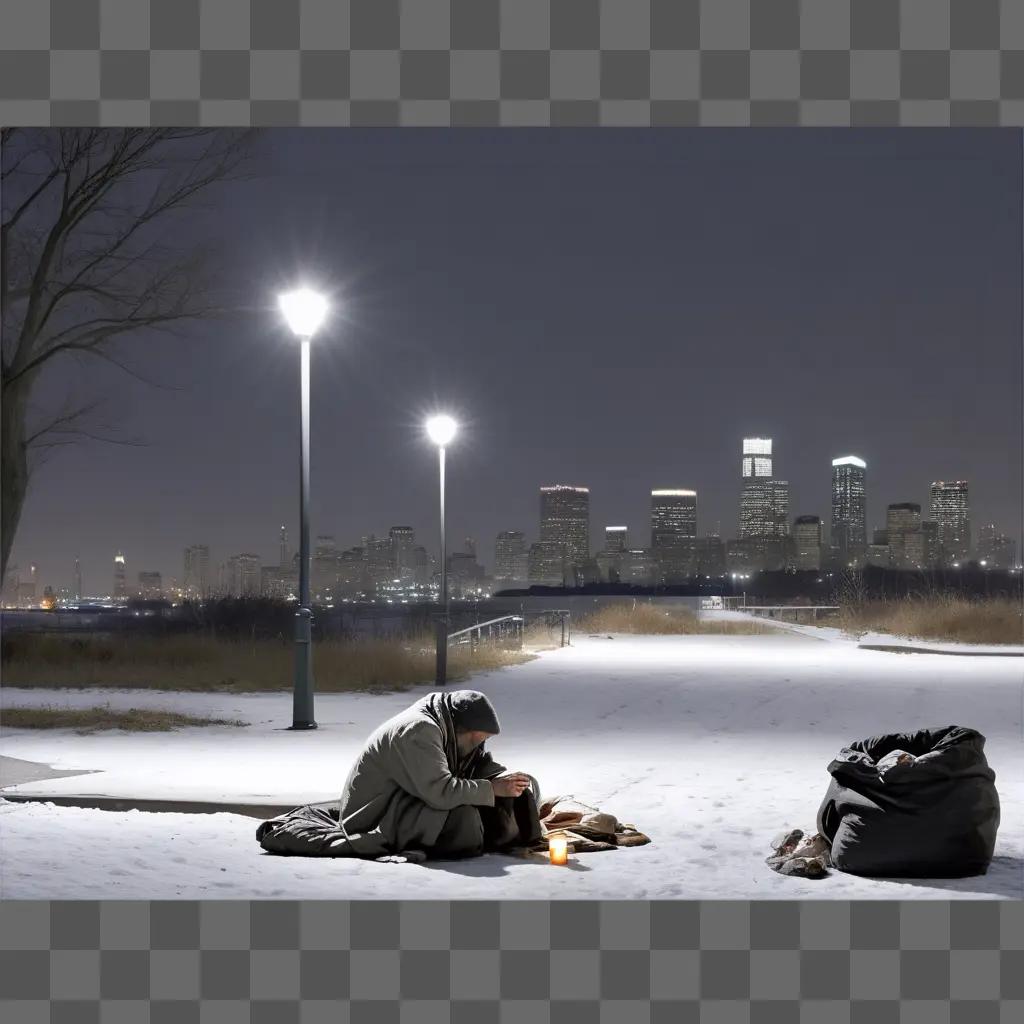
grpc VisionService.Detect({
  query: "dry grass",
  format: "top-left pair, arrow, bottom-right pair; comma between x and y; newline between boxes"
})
838,596 -> 1024,646
1,632 -> 535,693
575,602 -> 769,636
2,704 -> 248,734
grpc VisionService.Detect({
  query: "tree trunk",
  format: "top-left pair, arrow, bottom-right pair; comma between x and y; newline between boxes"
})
1,381 -> 30,585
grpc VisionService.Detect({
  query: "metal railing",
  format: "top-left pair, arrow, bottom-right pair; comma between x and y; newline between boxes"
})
447,615 -> 524,651
740,605 -> 839,622
446,610 -> 573,651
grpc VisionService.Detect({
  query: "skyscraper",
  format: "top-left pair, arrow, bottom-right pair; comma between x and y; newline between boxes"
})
528,540 -> 568,587
184,544 -> 210,599
539,485 -> 590,585
738,438 -> 790,569
113,552 -> 127,600
930,481 -> 971,564
73,558 -> 82,601
226,553 -> 261,597
977,524 -> 1017,569
831,456 -> 867,567
604,526 -> 628,552
138,571 -> 163,599
389,526 -> 416,582
791,515 -> 823,571
279,526 -> 289,569
886,503 -> 922,569
651,490 -> 697,583
739,438 -> 774,539
595,526 -> 629,583
494,531 -> 527,585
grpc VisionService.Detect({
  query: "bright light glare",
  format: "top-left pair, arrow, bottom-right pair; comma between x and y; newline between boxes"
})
426,414 -> 457,446
278,288 -> 328,338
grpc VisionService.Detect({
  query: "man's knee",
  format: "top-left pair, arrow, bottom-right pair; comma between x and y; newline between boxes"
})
433,805 -> 484,858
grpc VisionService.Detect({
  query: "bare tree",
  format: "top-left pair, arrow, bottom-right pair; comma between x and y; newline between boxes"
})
1,128 -> 262,582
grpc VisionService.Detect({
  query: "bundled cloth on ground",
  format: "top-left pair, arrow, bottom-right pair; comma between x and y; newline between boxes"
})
815,725 -> 1000,878
533,795 -> 650,852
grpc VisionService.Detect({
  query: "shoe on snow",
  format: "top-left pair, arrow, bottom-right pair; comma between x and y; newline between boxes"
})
789,832 -> 831,866
778,855 -> 827,879
769,829 -> 804,856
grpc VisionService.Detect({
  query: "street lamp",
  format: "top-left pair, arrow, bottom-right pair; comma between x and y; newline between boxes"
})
426,414 -> 457,686
279,287 -> 329,730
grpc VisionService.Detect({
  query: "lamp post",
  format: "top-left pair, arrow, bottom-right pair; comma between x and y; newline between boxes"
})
426,415 -> 457,686
278,288 -> 328,730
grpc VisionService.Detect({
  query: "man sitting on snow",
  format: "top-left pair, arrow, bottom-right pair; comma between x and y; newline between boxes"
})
334,689 -> 542,861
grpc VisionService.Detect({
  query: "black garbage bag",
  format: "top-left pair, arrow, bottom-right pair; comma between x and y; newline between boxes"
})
816,725 -> 1000,878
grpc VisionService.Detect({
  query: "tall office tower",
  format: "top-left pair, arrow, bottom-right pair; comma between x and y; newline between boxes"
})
886,503 -> 923,569
921,520 -> 940,568
651,489 -> 698,583
539,485 -> 590,584
867,528 -> 891,567
620,549 -> 659,586
595,527 -> 629,583
183,544 -> 210,599
279,526 -> 289,568
113,552 -> 127,600
494,531 -> 527,583
695,535 -> 726,577
791,515 -> 823,571
226,553 -> 261,597
831,456 -> 867,567
389,526 -> 416,581
137,571 -> 163,599
464,537 -> 477,558
930,481 -> 971,564
770,481 -> 790,535
73,558 -> 82,601
977,524 -> 1017,569
362,535 -> 392,593
604,526 -> 628,552
528,540 -> 568,587
739,438 -> 774,538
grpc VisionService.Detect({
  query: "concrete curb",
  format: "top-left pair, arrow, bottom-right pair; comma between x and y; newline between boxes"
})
857,643 -> 1024,657
0,793 -> 291,818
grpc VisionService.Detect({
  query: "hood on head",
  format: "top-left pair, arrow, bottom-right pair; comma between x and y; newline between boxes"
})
447,690 -> 501,736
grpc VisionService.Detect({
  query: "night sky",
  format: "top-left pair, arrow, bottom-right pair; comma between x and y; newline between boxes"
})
10,129 -> 1022,592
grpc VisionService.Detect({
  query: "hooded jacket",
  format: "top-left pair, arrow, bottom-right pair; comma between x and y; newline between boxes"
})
335,691 -> 508,856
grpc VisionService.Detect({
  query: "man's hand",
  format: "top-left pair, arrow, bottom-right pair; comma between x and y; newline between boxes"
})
491,772 -> 532,799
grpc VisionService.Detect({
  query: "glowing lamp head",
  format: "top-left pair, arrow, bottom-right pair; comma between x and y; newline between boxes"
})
426,415 -> 457,447
278,288 -> 328,339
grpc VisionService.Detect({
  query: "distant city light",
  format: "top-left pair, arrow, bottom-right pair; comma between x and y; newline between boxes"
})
425,414 -> 457,446
278,287 -> 328,338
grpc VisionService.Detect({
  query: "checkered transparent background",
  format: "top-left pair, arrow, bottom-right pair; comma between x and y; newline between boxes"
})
3,0 -> 1023,1016
1,900 -> 1022,1019
0,0 -> 1023,125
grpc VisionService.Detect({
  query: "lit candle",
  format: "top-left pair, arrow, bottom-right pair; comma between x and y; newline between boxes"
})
548,837 -> 569,865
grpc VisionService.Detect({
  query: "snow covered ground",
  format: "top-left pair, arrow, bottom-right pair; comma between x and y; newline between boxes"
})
1,629 -> 1021,900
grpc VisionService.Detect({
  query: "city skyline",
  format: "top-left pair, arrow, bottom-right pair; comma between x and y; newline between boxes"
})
8,452 -> 1016,597
6,129 -> 1021,591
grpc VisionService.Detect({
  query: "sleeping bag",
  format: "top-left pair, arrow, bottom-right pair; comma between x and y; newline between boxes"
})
816,725 -> 1000,878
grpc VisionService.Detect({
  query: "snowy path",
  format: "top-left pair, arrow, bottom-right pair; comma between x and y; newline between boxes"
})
1,633 -> 1021,900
